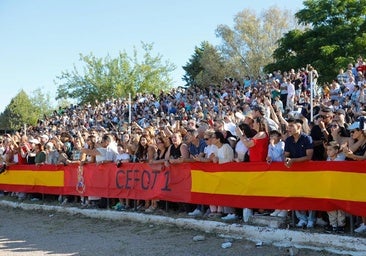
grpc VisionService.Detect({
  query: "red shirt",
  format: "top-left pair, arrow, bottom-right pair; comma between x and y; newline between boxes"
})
249,135 -> 269,162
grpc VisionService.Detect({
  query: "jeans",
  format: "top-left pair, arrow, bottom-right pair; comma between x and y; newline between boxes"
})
295,210 -> 316,222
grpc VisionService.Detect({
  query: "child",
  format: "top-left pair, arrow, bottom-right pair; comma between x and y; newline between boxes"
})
266,130 -> 285,163
266,130 -> 287,218
325,141 -> 346,233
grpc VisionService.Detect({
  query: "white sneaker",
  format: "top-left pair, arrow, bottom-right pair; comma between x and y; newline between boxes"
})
316,218 -> 328,227
221,213 -> 238,221
277,210 -> 288,218
296,219 -> 307,227
188,209 -> 202,217
145,206 -> 156,213
355,223 -> 366,233
270,209 -> 281,217
243,208 -> 253,222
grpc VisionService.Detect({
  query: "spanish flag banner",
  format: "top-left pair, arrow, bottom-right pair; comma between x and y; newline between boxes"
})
0,161 -> 365,216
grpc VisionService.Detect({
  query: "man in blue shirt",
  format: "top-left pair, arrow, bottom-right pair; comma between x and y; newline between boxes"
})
284,118 -> 314,228
284,118 -> 313,167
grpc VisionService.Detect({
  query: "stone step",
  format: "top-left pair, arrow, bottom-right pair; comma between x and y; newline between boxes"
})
249,215 -> 288,228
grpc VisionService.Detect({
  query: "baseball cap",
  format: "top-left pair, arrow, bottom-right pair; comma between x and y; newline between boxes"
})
348,116 -> 366,131
336,109 -> 345,115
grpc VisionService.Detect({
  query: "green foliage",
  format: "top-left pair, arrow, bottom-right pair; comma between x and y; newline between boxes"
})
0,90 -> 40,130
215,6 -> 297,78
182,43 -> 205,86
30,88 -> 53,117
183,41 -> 229,88
266,0 -> 366,81
55,42 -> 176,106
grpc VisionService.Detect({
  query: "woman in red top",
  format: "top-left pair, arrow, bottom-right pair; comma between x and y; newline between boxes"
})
239,116 -> 269,162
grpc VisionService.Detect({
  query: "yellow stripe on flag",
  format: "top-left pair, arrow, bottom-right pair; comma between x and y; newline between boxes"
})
0,170 -> 64,187
191,170 -> 366,202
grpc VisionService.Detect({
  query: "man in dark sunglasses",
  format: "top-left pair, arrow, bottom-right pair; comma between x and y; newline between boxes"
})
310,107 -> 334,160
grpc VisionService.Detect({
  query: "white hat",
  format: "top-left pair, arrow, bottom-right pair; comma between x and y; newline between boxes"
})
29,139 -> 40,144
234,111 -> 244,120
348,116 -> 366,131
40,134 -> 49,140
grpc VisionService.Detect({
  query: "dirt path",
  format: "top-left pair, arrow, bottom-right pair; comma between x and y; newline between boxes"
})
0,204 -> 339,256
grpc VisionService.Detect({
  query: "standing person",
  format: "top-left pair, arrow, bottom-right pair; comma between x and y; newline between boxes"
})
267,130 -> 287,218
34,143 -> 46,165
113,144 -> 132,211
185,129 -> 207,217
310,108 -> 334,160
134,135 -> 156,211
284,118 -> 314,228
252,103 -> 279,132
234,123 -> 256,162
324,141 -> 346,233
80,134 -> 118,208
193,130 -> 218,163
192,130 -> 219,217
341,117 -> 366,233
18,135 -> 32,165
266,130 -> 285,163
45,142 -> 59,164
185,129 -> 207,160
79,134 -> 97,207
164,131 -> 189,213
67,137 -> 83,164
280,79 -> 288,110
307,65 -> 319,97
145,136 -> 170,213
164,132 -> 189,165
336,68 -> 348,91
238,116 -> 269,162
0,135 -> 17,174
135,135 -> 155,163
237,116 -> 269,221
343,117 -> 366,161
210,131 -> 236,221
286,78 -> 296,112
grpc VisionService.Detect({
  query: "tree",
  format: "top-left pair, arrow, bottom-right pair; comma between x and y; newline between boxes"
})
182,43 -> 205,87
30,88 -> 53,117
266,0 -> 366,82
182,41 -> 229,88
216,6 -> 297,78
0,90 -> 40,131
55,42 -> 176,106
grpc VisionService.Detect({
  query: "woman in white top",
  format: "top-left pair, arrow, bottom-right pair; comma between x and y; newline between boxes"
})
211,131 -> 236,220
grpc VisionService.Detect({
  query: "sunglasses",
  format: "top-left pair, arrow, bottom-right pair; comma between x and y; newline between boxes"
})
319,115 -> 330,119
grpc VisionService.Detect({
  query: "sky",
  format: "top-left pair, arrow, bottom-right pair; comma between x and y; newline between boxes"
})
0,0 -> 304,113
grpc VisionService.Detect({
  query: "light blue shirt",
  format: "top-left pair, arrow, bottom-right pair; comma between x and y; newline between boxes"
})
268,141 -> 285,162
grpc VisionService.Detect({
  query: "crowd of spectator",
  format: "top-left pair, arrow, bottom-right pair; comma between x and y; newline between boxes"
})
1,59 -> 366,234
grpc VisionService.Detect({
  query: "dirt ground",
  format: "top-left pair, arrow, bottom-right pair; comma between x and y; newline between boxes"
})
0,200 -> 343,256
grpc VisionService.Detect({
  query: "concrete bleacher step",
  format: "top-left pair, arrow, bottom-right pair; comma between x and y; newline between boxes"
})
249,215 -> 287,228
